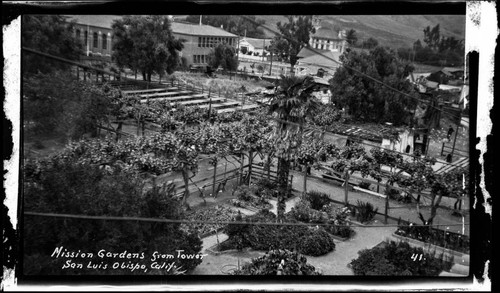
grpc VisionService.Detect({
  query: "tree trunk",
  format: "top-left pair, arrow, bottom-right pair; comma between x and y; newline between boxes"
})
344,170 -> 350,206
116,122 -> 123,142
239,153 -> 245,185
247,151 -> 254,186
181,167 -> 191,210
276,156 -> 289,221
142,71 -> 146,81
266,154 -> 271,180
212,158 -> 218,198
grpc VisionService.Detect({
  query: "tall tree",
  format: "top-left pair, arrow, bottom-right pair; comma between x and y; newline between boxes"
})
112,15 -> 184,82
423,24 -> 441,51
274,15 -> 315,75
22,15 -> 83,75
362,37 -> 379,49
345,29 -> 358,46
329,47 -> 418,125
269,75 -> 320,220
207,42 -> 238,71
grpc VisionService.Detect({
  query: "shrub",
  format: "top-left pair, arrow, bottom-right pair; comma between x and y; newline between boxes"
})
355,200 -> 378,223
233,185 -> 256,201
233,249 -> 321,275
254,178 -> 278,193
385,187 -> 412,203
288,200 -> 328,224
350,241 -> 454,276
296,228 -> 335,256
359,181 -> 371,190
305,190 -> 332,210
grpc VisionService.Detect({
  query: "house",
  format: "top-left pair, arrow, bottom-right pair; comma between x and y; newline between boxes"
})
238,37 -> 273,57
296,47 -> 342,76
309,17 -> 347,53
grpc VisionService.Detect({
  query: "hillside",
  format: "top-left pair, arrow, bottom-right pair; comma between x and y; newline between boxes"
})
256,15 -> 465,50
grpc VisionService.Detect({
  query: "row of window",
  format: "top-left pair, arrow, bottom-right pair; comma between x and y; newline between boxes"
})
75,29 -> 110,50
198,37 -> 235,48
193,54 -> 208,64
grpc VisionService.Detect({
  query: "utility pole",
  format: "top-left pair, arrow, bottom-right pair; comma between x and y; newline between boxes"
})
449,111 -> 462,162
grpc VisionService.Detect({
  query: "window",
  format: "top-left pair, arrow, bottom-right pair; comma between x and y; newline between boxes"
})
93,32 -> 98,48
198,37 -> 201,47
76,29 -> 81,40
102,34 -> 107,50
84,30 -> 88,46
202,37 -> 205,48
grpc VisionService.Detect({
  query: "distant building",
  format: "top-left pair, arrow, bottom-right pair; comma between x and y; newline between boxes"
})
309,17 -> 347,54
69,15 -> 121,60
238,37 -> 272,57
66,16 -> 238,67
171,21 -> 238,67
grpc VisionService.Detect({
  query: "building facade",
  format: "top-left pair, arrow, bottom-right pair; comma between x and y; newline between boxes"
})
309,17 -> 347,54
171,21 -> 238,67
69,15 -> 120,60
67,16 -> 238,67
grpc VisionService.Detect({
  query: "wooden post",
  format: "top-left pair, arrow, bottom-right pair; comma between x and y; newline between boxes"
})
385,184 -> 390,224
83,69 -> 87,81
212,158 -> 218,198
344,170 -> 350,206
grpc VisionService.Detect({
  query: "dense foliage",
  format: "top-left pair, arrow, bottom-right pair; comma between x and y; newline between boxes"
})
395,222 -> 469,253
22,15 -> 83,75
233,249 -> 321,275
207,43 -> 238,71
23,73 -> 120,138
352,200 -> 378,223
222,210 -> 335,256
182,205 -> 238,236
402,24 -> 464,67
350,241 -> 454,276
330,46 -> 418,125
112,15 -> 184,81
23,160 -> 202,275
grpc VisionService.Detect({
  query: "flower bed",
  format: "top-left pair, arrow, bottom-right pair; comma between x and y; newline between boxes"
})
395,222 -> 470,254
181,205 -> 238,237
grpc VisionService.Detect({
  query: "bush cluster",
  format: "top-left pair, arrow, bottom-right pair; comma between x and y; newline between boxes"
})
233,249 -> 321,275
223,210 -> 335,256
305,190 -> 332,210
350,241 -> 454,276
353,200 -> 378,223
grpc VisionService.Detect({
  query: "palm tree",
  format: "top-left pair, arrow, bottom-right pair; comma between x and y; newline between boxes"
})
268,75 -> 320,221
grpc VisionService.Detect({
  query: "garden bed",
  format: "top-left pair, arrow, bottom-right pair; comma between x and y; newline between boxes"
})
181,205 -> 239,237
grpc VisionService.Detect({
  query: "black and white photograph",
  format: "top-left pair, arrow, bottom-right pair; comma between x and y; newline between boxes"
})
2,1 -> 494,291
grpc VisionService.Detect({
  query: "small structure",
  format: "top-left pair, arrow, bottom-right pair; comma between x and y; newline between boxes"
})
238,37 -> 273,58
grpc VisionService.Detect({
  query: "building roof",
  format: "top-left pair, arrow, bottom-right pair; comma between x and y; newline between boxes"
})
297,47 -> 332,59
240,37 -> 273,49
298,50 -> 341,69
311,27 -> 343,40
67,15 -> 121,29
171,21 -> 237,37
